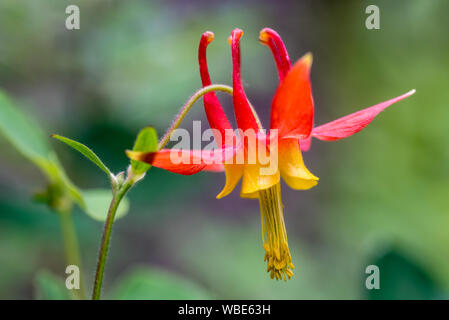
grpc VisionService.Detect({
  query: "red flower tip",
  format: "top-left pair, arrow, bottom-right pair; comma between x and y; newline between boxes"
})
198,30 -> 233,145
199,31 -> 216,86
202,31 -> 214,44
230,28 -> 259,132
259,28 -> 291,81
226,29 -> 243,46
258,28 -> 271,43
232,28 -> 244,41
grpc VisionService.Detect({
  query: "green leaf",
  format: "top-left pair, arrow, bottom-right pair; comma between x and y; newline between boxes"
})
130,127 -> 158,175
82,189 -> 129,221
34,270 -> 70,300
365,248 -> 444,300
0,90 -> 54,171
52,134 -> 113,178
109,267 -> 212,300
0,90 -> 84,208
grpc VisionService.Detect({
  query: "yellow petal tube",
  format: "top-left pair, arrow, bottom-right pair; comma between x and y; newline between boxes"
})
279,138 -> 318,190
258,182 -> 294,281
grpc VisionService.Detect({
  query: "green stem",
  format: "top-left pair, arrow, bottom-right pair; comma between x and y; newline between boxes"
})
92,181 -> 132,300
59,209 -> 86,300
158,84 -> 233,150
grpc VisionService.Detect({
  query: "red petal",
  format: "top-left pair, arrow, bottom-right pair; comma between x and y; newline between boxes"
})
231,29 -> 260,132
126,145 -> 239,176
311,90 -> 416,141
203,163 -> 225,172
270,53 -> 314,139
199,31 -> 234,147
259,28 -> 291,82
152,150 -> 205,175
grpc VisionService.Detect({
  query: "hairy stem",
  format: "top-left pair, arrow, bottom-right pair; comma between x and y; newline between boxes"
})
59,209 -> 86,300
158,84 -> 233,150
157,83 -> 263,149
92,181 -> 132,300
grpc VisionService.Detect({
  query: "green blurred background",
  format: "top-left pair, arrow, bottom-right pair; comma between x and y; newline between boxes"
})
0,0 -> 448,299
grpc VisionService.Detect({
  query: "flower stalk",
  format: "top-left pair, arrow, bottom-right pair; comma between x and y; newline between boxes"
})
58,208 -> 87,299
158,84 -> 233,150
92,178 -> 132,300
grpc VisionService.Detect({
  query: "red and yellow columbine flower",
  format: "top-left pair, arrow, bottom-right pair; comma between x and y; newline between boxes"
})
127,28 -> 415,281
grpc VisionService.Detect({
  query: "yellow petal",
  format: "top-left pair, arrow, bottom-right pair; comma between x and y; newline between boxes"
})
216,164 -> 244,199
279,138 -> 318,190
240,190 -> 259,199
240,163 -> 280,196
282,174 -> 318,190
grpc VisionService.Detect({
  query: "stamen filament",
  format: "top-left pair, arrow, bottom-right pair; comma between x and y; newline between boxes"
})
258,183 -> 294,281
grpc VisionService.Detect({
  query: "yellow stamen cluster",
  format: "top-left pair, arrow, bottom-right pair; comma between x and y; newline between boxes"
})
258,183 -> 295,281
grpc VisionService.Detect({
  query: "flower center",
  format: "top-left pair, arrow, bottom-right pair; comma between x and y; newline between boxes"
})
258,183 -> 294,281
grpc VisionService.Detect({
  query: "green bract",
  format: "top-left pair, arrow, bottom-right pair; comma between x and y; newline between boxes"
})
130,126 -> 158,176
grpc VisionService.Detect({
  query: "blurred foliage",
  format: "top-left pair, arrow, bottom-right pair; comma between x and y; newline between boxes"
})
108,267 -> 212,300
34,270 -> 70,300
0,90 -> 83,209
365,248 -> 443,300
0,0 -> 448,299
82,189 -> 129,221
0,88 -> 130,222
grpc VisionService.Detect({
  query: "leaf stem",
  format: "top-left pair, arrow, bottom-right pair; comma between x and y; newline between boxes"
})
92,180 -> 132,300
58,209 -> 86,300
